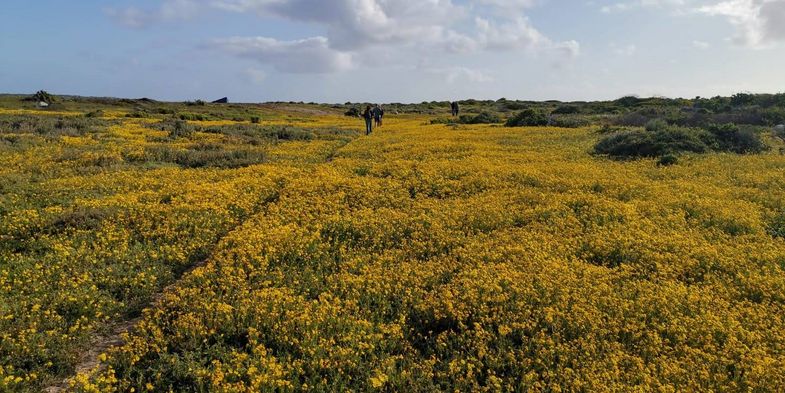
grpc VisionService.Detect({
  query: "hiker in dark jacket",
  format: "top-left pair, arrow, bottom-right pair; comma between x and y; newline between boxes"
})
362,105 -> 373,135
374,104 -> 384,128
451,101 -> 460,117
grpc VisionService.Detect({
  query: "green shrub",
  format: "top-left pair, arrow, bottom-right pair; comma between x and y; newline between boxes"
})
705,124 -> 767,154
505,109 -> 549,127
594,128 -> 710,158
125,111 -> 151,118
25,90 -> 56,103
0,115 -> 111,138
459,112 -> 501,124
552,105 -> 580,115
168,120 -> 194,139
344,108 -> 360,117
430,117 -> 456,125
178,112 -> 210,121
657,154 -> 679,166
768,212 -> 785,239
126,145 -> 267,168
774,124 -> 785,139
595,123 -> 767,159
645,118 -> 669,132
250,116 -> 261,124
550,116 -> 591,128
84,110 -> 105,118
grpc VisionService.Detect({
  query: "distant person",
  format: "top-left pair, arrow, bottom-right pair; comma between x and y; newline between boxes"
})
362,105 -> 373,135
374,104 -> 384,128
451,101 -> 460,117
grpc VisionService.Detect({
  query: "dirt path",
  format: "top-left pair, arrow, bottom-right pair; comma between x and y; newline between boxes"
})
43,258 -> 210,392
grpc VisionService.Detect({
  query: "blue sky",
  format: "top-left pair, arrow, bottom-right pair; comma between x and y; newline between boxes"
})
1,0 -> 783,103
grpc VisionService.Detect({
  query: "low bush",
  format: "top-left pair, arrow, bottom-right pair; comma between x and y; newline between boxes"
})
459,111 -> 501,124
344,108 -> 360,117
594,128 -> 711,158
505,109 -> 549,127
553,105 -> 580,115
0,115 -> 111,138
594,123 -> 767,159
24,90 -> 56,103
550,115 -> 591,128
178,112 -> 211,121
768,212 -> 785,239
125,145 -> 267,168
430,117 -> 456,124
125,111 -> 151,118
706,124 -> 767,154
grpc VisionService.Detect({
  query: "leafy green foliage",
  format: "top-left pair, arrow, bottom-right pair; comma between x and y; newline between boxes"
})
505,109 -> 549,127
595,123 -> 767,159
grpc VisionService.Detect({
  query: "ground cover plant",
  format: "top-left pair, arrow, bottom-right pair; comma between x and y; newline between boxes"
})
0,94 -> 784,392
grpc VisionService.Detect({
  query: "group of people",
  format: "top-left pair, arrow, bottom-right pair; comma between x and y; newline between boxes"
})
362,104 -> 384,135
360,101 -> 460,136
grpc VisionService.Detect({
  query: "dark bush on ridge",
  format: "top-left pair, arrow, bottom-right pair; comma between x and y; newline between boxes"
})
505,109 -> 549,127
553,105 -> 580,114
550,115 -> 591,128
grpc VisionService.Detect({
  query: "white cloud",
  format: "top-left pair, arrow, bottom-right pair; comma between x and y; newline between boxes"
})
108,0 -> 580,75
105,0 -> 200,28
611,43 -> 638,56
601,0 -> 686,13
244,68 -> 268,84
424,66 -> 495,84
209,36 -> 355,73
692,40 -> 711,48
698,0 -> 785,48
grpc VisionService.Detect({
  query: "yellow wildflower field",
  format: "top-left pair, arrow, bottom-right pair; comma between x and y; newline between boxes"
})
1,110 -> 785,392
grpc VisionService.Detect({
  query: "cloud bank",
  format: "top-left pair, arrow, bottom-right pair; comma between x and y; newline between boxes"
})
108,0 -> 580,75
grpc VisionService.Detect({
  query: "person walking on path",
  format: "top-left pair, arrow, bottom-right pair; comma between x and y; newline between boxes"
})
362,105 -> 373,135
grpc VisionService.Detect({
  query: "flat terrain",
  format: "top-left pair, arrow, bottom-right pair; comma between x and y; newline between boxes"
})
1,100 -> 785,392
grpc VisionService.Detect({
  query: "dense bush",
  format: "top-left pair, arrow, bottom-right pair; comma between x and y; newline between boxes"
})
459,111 -> 501,124
344,107 -> 360,117
24,90 -> 56,103
550,115 -> 591,128
178,112 -> 211,121
125,145 -> 267,168
505,109 -> 549,127
125,111 -> 151,118
200,124 -> 315,144
0,115 -> 111,138
774,124 -> 785,139
594,128 -> 711,158
705,124 -> 767,154
595,123 -> 767,159
552,105 -> 580,114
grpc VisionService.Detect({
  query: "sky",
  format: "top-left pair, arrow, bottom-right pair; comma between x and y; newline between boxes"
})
1,0 -> 784,103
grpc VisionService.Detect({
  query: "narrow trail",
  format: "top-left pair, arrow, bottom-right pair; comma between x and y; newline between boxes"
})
43,130 -> 363,393
44,248 -> 218,392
